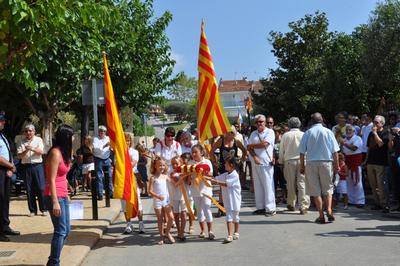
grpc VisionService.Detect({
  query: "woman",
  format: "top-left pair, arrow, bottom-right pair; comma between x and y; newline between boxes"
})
76,135 -> 94,191
44,124 -> 74,266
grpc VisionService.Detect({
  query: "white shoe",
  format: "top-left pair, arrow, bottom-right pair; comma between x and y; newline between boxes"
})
233,232 -> 239,240
124,223 -> 133,234
139,222 -> 145,233
28,212 -> 35,217
42,211 -> 48,216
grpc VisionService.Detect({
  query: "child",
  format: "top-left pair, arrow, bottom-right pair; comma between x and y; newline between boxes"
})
136,144 -> 149,197
334,153 -> 348,209
208,157 -> 241,243
149,156 -> 175,244
170,156 -> 188,241
123,133 -> 145,234
189,144 -> 215,240
181,153 -> 195,234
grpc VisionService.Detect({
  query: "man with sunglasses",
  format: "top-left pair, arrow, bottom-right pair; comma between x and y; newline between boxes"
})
366,115 -> 391,212
0,111 -> 20,241
17,124 -> 46,217
247,114 -> 276,216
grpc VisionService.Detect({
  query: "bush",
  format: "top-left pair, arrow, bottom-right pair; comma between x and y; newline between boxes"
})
132,113 -> 155,136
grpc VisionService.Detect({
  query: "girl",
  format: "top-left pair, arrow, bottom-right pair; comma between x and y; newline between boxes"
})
208,157 -> 241,243
181,153 -> 195,234
334,153 -> 348,209
44,124 -> 74,266
136,144 -> 149,196
148,156 -> 175,244
122,133 -> 145,234
170,156 -> 188,241
190,144 -> 214,240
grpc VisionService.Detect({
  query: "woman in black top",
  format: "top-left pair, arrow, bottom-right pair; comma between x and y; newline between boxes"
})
76,135 -> 94,191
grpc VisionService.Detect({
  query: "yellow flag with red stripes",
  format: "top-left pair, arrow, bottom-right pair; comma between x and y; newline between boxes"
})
103,52 -> 138,219
197,19 -> 231,142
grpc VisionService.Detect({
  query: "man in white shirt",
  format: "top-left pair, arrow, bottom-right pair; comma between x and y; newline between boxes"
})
278,117 -> 310,214
247,114 -> 276,216
17,124 -> 46,216
93,125 -> 112,200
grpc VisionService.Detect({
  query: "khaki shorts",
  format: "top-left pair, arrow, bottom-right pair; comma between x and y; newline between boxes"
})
305,161 -> 334,196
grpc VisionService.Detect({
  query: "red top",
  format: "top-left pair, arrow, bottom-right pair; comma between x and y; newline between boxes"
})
338,161 -> 348,181
44,148 -> 70,198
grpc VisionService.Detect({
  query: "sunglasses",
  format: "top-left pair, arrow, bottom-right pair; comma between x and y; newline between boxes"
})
266,122 -> 274,124
166,134 -> 175,138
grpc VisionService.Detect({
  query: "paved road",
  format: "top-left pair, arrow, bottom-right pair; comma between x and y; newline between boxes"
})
82,191 -> 400,266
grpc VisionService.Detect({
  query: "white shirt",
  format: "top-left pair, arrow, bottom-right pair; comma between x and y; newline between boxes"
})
360,123 -> 373,153
181,143 -> 194,155
279,129 -> 304,163
93,136 -> 111,159
216,170 -> 241,212
17,136 -> 44,164
189,158 -> 213,197
248,128 -> 275,165
154,140 -> 182,172
342,134 -> 363,155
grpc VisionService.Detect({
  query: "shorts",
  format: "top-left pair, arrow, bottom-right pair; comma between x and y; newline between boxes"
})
172,200 -> 187,213
305,161 -> 334,196
153,195 -> 170,209
335,180 -> 347,194
82,163 -> 95,174
226,210 -> 240,222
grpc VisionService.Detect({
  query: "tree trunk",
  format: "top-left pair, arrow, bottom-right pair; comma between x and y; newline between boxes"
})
41,116 -> 53,153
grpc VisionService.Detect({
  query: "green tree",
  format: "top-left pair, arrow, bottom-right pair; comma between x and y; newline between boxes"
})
167,72 -> 197,102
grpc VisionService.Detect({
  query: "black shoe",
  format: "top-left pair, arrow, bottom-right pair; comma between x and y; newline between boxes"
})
326,213 -> 335,222
315,217 -> 326,224
382,206 -> 390,213
356,204 -> 364,209
371,205 -> 382,211
252,209 -> 265,215
4,229 -> 20,236
98,196 -> 103,201
0,235 -> 10,242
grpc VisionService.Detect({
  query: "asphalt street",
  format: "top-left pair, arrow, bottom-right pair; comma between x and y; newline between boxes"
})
82,191 -> 400,266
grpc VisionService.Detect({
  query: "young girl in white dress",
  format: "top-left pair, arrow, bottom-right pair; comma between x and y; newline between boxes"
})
189,144 -> 215,240
209,157 -> 241,243
148,156 -> 175,244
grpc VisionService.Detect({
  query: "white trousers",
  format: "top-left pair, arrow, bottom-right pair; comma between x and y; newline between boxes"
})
252,163 -> 276,211
193,196 -> 213,223
346,166 -> 365,204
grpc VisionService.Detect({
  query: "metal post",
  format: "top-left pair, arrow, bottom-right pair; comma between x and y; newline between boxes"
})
90,170 -> 98,220
103,166 -> 111,207
92,79 -> 99,137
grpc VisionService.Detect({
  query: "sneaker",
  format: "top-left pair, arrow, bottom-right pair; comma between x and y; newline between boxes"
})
199,232 -> 205,238
208,231 -> 215,240
343,205 -> 348,210
382,206 -> 390,213
41,211 -> 48,216
252,209 -> 266,215
223,236 -> 233,243
123,223 -> 133,234
300,208 -> 308,215
28,212 -> 35,217
138,222 -> 145,234
233,232 -> 239,240
265,211 -> 276,217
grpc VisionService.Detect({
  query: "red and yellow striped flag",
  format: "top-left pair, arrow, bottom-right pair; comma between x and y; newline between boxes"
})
103,52 -> 138,219
197,20 -> 231,142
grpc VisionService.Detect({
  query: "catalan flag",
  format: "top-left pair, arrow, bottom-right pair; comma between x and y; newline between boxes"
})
103,52 -> 138,219
197,20 -> 231,142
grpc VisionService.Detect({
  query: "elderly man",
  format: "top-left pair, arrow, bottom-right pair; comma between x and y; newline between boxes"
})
93,125 -> 112,200
17,124 -> 46,216
366,115 -> 391,212
299,113 -> 340,224
180,131 -> 196,155
247,114 -> 276,216
0,112 -> 20,241
279,117 -> 310,214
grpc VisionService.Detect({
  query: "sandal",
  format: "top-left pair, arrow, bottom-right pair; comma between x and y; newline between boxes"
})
189,226 -> 194,235
208,231 -> 215,240
167,233 -> 175,244
233,232 -> 239,240
223,236 -> 233,243
199,232 -> 205,238
326,213 -> 335,222
315,217 -> 326,224
158,239 -> 164,245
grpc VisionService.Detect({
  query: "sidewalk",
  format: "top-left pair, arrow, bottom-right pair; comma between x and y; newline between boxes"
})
0,193 -> 122,266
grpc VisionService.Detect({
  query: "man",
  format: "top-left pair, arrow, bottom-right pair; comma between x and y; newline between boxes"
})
93,125 -> 112,200
366,115 -> 391,212
154,127 -> 182,172
299,112 -> 340,224
279,117 -> 310,214
0,111 -> 20,241
266,116 -> 274,129
332,111 -> 350,146
360,114 -> 373,157
17,124 -> 47,216
247,114 -> 276,216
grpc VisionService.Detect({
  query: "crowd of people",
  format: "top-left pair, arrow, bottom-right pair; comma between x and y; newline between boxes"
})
2,109 -> 400,264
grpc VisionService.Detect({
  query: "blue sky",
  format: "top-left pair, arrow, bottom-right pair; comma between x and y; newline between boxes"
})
154,0 -> 379,81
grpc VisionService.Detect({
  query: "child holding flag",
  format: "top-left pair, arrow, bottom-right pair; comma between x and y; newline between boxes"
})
149,156 -> 175,244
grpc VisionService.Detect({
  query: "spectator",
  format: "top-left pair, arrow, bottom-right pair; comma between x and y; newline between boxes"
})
93,125 -> 112,200
266,116 -> 274,129
76,135 -> 94,192
154,127 -> 182,173
332,111 -> 350,146
279,117 -> 310,214
247,114 -> 276,216
366,115 -> 391,212
273,126 -> 286,204
341,125 -> 365,207
360,114 -> 373,158
17,124 -> 47,216
44,124 -> 74,265
180,131 -> 196,155
0,111 -> 20,242
299,112 -> 340,224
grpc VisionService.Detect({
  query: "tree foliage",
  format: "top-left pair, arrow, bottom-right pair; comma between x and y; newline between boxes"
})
167,72 -> 197,102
